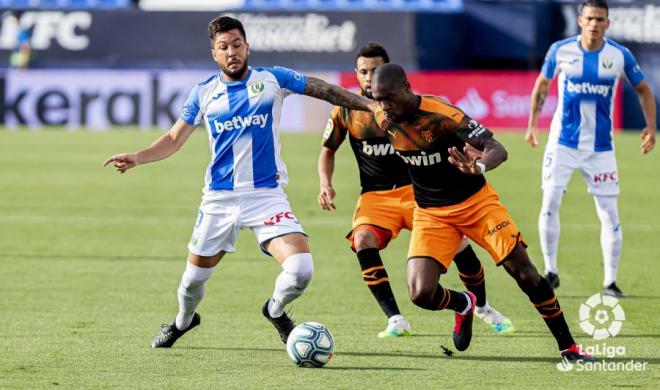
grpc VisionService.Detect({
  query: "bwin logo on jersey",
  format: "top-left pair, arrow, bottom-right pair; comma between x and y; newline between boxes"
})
213,114 -> 269,132
362,141 -> 395,156
566,80 -> 611,97
397,151 -> 442,166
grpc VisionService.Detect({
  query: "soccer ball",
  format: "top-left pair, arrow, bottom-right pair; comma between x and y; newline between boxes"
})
286,322 -> 335,368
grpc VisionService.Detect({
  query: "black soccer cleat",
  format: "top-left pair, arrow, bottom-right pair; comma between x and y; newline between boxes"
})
544,272 -> 560,290
561,343 -> 594,362
452,292 -> 476,352
150,313 -> 201,348
603,282 -> 627,298
262,299 -> 296,344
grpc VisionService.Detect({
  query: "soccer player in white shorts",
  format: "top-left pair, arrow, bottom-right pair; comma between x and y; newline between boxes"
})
103,15 -> 377,348
526,0 -> 656,297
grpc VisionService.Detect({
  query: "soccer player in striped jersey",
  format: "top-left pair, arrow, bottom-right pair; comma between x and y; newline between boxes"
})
370,63 -> 592,361
526,0 -> 656,298
103,16 -> 376,348
318,42 -> 513,338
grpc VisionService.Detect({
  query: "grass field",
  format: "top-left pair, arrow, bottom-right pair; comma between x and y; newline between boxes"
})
1,130 -> 658,388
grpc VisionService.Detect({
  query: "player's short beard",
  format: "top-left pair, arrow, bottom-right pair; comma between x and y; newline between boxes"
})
222,59 -> 249,80
361,88 -> 373,99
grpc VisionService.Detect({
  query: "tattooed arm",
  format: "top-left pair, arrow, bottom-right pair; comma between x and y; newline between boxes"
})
304,77 -> 377,112
525,74 -> 551,147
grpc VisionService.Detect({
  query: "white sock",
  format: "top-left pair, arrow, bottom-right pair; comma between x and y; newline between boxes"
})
175,261 -> 216,330
594,195 -> 622,287
460,293 -> 473,315
539,187 -> 564,274
476,301 -> 491,313
269,253 -> 314,318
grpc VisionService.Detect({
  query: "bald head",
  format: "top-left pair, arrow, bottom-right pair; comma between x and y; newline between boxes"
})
373,63 -> 408,88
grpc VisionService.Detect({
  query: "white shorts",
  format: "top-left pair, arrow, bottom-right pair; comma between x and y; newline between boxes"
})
541,145 -> 619,196
187,187 -> 306,257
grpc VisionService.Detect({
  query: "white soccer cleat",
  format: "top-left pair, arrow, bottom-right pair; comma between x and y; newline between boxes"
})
475,304 -> 514,334
378,315 -> 412,338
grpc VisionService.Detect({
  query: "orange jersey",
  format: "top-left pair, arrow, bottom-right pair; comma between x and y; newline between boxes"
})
374,95 -> 494,207
322,94 -> 411,193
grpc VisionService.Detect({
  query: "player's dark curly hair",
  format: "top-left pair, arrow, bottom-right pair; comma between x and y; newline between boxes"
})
580,0 -> 608,15
356,42 -> 390,65
208,16 -> 246,42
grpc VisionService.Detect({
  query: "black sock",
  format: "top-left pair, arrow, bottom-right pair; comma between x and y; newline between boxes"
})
428,286 -> 468,313
357,248 -> 400,318
521,277 -> 575,350
454,245 -> 486,307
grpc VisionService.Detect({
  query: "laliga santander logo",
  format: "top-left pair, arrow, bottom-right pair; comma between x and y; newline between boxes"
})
579,294 -> 625,340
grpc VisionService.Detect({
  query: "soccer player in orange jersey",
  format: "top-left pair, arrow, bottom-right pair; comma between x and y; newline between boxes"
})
317,43 -> 513,338
369,63 -> 592,361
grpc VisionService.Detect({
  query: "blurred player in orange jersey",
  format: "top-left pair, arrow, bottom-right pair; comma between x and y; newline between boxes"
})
317,43 -> 513,338
369,63 -> 593,361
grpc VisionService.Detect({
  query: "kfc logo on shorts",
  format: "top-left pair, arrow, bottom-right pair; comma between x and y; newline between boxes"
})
593,171 -> 617,183
264,211 -> 299,225
488,220 -> 511,236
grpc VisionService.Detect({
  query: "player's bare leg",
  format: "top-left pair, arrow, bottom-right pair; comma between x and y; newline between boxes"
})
453,239 -> 514,334
353,226 -> 411,338
407,257 -> 475,351
150,251 -> 224,348
262,233 -> 314,343
501,243 -> 592,361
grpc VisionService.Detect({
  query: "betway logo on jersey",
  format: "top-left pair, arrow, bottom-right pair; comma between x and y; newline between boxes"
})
362,141 -> 395,156
397,151 -> 442,166
212,114 -> 269,132
566,80 -> 611,97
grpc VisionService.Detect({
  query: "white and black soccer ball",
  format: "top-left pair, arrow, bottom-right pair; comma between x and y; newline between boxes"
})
286,322 -> 335,368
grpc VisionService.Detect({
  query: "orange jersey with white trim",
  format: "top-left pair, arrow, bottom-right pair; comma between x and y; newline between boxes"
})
374,95 -> 494,207
322,95 -> 411,193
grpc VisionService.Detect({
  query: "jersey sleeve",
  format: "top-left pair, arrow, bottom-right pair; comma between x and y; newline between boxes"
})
622,47 -> 645,87
267,66 -> 308,94
179,83 -> 203,126
454,115 -> 494,150
321,106 -> 348,150
541,42 -> 560,79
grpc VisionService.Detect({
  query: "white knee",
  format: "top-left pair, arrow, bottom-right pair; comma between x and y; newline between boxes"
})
281,253 -> 314,288
594,195 -> 620,229
540,187 -> 564,216
180,261 -> 215,291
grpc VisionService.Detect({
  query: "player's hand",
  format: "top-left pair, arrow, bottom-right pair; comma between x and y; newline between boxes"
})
640,126 -> 656,154
103,153 -> 138,174
318,184 -> 336,211
464,143 -> 483,160
524,126 -> 539,147
448,146 -> 481,175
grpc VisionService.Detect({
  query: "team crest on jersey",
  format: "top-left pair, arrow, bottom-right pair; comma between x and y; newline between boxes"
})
421,129 -> 433,143
601,58 -> 613,70
248,81 -> 266,99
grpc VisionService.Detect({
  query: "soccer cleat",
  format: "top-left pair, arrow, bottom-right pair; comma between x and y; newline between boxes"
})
150,312 -> 201,348
603,282 -> 627,298
452,292 -> 476,351
378,315 -> 412,338
475,305 -> 514,334
544,272 -> 560,289
262,299 -> 296,344
561,343 -> 594,362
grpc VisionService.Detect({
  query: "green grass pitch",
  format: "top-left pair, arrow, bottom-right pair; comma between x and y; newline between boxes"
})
0,129 -> 658,388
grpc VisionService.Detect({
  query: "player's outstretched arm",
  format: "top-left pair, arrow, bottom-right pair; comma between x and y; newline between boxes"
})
526,75 -> 551,147
634,81 -> 657,154
448,138 -> 508,175
304,77 -> 377,113
102,120 -> 196,173
317,147 -> 337,211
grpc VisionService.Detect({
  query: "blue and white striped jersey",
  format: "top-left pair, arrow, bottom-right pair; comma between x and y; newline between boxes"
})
542,36 -> 645,152
180,66 -> 307,191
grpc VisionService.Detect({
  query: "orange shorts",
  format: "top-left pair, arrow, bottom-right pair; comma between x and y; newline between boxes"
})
409,183 -> 524,271
347,185 -> 415,248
